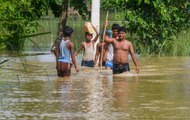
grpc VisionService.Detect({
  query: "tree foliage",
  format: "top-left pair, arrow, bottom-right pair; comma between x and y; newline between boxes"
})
101,0 -> 190,55
0,0 -> 90,50
0,0 -> 47,50
49,0 -> 90,46
49,0 -> 90,19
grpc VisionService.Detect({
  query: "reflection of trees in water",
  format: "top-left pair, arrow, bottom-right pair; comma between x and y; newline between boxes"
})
54,75 -> 112,119
112,76 -> 139,109
54,76 -> 105,114
54,74 -> 140,119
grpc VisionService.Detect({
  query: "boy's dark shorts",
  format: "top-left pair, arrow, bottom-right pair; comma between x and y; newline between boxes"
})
113,63 -> 130,74
81,60 -> 94,67
102,62 -> 106,66
57,62 -> 71,77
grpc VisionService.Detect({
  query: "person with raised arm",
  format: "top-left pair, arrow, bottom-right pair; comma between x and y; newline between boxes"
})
74,23 -> 99,67
103,23 -> 140,74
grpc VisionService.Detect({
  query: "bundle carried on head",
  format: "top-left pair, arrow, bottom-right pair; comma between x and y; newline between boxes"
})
83,22 -> 95,34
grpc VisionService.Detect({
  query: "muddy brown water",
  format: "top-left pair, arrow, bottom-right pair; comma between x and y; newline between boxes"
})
0,52 -> 190,120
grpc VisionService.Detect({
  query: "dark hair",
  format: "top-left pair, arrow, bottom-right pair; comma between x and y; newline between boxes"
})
118,26 -> 126,33
112,23 -> 120,30
63,26 -> 74,37
85,32 -> 93,36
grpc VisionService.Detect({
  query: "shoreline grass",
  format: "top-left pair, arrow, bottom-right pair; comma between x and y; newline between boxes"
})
170,29 -> 190,56
23,12 -> 190,56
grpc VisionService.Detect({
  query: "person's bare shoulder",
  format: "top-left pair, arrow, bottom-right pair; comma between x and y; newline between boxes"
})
125,39 -> 132,45
82,41 -> 86,46
67,41 -> 74,48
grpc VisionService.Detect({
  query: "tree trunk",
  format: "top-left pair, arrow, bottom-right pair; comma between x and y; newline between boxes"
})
51,0 -> 68,51
91,0 -> 100,63
57,0 -> 68,37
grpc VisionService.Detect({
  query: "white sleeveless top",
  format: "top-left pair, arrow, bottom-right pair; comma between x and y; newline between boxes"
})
106,44 -> 114,61
58,39 -> 71,63
82,42 -> 94,61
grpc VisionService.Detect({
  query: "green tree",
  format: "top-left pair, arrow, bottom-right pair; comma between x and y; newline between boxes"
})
101,0 -> 190,55
49,0 -> 90,43
0,0 -> 48,50
0,0 -> 90,50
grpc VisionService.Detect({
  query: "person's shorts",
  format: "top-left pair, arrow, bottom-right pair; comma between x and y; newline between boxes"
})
81,60 -> 94,67
105,60 -> 113,69
102,62 -> 106,66
113,63 -> 130,74
57,62 -> 71,77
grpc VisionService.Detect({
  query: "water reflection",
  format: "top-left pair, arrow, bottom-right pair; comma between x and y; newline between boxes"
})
112,76 -> 139,110
0,55 -> 190,119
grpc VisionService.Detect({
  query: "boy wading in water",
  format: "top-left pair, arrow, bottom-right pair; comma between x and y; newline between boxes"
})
104,24 -> 140,74
95,24 -> 120,69
105,24 -> 120,69
74,24 -> 99,67
55,26 -> 79,77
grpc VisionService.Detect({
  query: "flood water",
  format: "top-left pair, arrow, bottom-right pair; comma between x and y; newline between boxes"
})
0,52 -> 190,120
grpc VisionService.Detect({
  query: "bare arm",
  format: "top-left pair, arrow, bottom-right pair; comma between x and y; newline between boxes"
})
55,42 -> 60,70
70,42 -> 79,72
92,24 -> 99,43
94,43 -> 100,66
74,42 -> 84,56
55,44 -> 59,61
102,21 -> 114,44
129,42 -> 139,73
104,36 -> 114,44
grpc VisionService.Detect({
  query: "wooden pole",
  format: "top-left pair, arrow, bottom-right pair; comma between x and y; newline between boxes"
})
100,11 -> 109,69
91,0 -> 100,58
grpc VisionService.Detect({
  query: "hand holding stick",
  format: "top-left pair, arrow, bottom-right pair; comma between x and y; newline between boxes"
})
100,11 -> 109,69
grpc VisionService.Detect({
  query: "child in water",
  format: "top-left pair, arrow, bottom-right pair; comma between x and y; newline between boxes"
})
94,30 -> 112,68
74,24 -> 99,67
55,26 -> 79,77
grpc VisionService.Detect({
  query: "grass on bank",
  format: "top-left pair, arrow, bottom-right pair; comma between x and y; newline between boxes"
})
24,12 -> 190,56
24,11 -> 122,51
170,29 -> 190,56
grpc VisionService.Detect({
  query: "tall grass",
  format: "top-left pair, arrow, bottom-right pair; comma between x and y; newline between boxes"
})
24,12 -> 121,51
24,13 -> 190,57
127,28 -> 190,57
24,18 -> 58,51
170,29 -> 190,56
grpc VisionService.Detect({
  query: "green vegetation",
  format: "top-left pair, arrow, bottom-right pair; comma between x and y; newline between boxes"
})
0,0 -> 48,50
0,0 -> 90,51
170,29 -> 190,56
101,0 -> 190,56
0,0 -> 190,56
24,18 -> 86,51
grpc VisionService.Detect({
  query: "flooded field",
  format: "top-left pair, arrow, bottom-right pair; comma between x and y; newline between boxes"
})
0,52 -> 190,120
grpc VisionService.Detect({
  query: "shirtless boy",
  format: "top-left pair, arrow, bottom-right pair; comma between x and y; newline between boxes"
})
55,26 -> 79,77
104,25 -> 140,74
74,24 -> 99,67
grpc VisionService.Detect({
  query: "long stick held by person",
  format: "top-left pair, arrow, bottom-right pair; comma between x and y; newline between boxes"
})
100,11 -> 109,69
